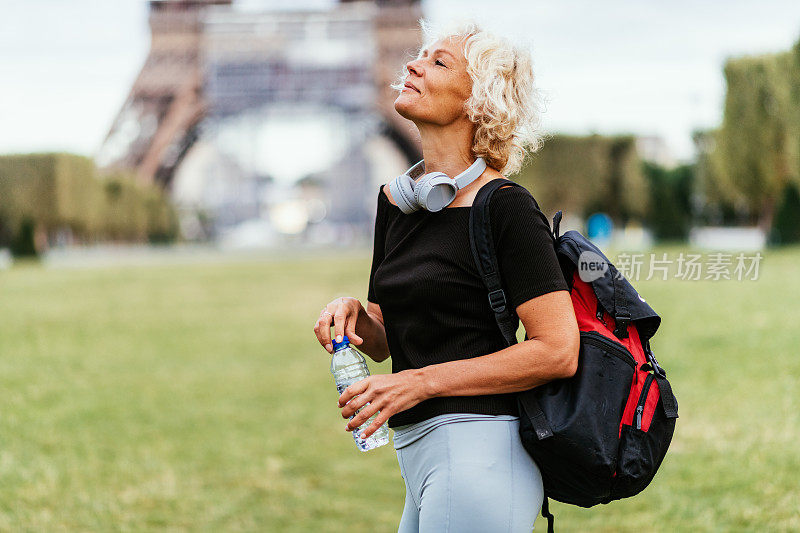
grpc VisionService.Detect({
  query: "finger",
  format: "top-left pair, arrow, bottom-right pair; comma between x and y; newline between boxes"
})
344,312 -> 364,345
345,304 -> 364,346
341,389 -> 372,419
333,304 -> 347,344
346,399 -> 381,432
316,312 -> 334,352
313,316 -> 328,349
338,377 -> 369,408
359,409 -> 390,439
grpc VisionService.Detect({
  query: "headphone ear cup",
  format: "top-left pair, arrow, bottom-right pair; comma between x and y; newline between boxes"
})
413,172 -> 434,207
418,174 -> 456,212
390,173 -> 419,214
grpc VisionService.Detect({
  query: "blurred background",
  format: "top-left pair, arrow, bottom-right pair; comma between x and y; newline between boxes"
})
1,1 -> 799,531
4,0 -> 800,256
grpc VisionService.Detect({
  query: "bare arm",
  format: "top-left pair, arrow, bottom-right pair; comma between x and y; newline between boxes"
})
338,289 -> 580,438
414,289 -> 579,397
354,301 -> 390,363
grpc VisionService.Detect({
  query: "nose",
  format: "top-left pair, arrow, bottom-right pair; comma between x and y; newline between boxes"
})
406,58 -> 422,78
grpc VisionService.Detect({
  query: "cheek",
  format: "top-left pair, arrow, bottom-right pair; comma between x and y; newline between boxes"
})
434,87 -> 468,121
437,74 -> 471,114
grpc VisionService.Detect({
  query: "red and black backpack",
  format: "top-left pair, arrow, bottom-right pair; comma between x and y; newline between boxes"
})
468,178 -> 679,532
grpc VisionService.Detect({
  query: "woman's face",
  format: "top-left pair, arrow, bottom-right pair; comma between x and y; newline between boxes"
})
394,36 -> 473,126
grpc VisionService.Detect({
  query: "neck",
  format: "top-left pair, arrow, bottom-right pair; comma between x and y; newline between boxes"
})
415,118 -> 476,178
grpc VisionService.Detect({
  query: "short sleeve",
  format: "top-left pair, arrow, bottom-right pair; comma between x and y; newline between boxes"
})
490,185 -> 569,311
367,185 -> 387,305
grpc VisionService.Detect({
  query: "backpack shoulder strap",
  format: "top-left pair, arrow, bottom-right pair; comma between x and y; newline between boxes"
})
468,178 -> 523,347
552,210 -> 563,240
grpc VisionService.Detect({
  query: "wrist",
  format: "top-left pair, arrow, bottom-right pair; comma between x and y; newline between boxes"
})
410,366 -> 440,401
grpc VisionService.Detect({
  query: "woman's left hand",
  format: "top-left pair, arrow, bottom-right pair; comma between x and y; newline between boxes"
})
338,370 -> 429,439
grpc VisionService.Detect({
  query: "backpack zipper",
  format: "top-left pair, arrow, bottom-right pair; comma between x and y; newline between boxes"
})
635,374 -> 655,429
580,330 -> 635,369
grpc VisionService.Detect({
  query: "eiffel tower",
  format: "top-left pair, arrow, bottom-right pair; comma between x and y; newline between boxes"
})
96,0 -> 422,188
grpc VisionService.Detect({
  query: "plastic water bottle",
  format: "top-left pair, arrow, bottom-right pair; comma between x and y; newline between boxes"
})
330,335 -> 390,451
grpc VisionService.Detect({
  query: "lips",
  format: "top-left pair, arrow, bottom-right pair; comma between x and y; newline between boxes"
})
404,81 -> 420,94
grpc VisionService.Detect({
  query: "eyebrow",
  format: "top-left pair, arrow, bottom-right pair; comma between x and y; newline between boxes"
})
421,48 -> 457,61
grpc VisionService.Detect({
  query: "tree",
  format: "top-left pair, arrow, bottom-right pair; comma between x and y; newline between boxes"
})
514,134 -> 647,225
710,50 -> 797,232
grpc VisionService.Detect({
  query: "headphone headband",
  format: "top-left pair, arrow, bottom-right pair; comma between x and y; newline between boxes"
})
453,157 -> 487,189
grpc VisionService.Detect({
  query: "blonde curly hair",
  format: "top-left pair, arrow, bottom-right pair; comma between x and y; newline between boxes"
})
391,19 -> 546,176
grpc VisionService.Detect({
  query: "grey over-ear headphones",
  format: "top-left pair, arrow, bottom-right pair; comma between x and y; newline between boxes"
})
388,157 -> 487,214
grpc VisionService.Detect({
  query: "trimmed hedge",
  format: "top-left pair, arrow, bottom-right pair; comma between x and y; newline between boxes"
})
0,153 -> 177,255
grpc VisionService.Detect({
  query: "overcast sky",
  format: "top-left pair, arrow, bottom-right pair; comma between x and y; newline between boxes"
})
2,0 -> 800,162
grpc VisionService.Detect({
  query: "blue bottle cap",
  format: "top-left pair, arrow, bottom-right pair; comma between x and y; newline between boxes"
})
332,335 -> 350,351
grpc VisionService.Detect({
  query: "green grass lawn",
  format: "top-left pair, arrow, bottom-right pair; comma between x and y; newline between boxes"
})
0,245 -> 798,531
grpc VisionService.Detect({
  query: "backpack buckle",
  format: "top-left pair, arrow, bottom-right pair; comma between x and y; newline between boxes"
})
488,289 -> 507,313
613,312 -> 631,339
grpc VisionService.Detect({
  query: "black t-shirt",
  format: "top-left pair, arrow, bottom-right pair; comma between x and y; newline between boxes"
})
367,182 -> 569,427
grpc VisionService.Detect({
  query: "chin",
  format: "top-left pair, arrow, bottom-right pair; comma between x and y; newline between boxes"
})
393,96 -> 415,120
394,95 -> 425,122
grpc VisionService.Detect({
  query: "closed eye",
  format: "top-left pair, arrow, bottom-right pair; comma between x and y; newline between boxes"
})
435,59 -> 446,67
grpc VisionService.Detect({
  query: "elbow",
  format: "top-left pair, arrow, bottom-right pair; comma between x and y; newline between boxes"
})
560,346 -> 579,379
365,347 -> 391,364
555,331 -> 580,379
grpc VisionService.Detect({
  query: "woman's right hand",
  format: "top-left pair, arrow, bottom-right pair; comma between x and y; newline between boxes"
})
314,297 -> 366,353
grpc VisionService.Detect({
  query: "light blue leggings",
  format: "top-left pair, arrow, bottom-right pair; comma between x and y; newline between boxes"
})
393,413 -> 544,533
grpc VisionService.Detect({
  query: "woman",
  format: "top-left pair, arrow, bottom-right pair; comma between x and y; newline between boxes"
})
313,20 -> 580,532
